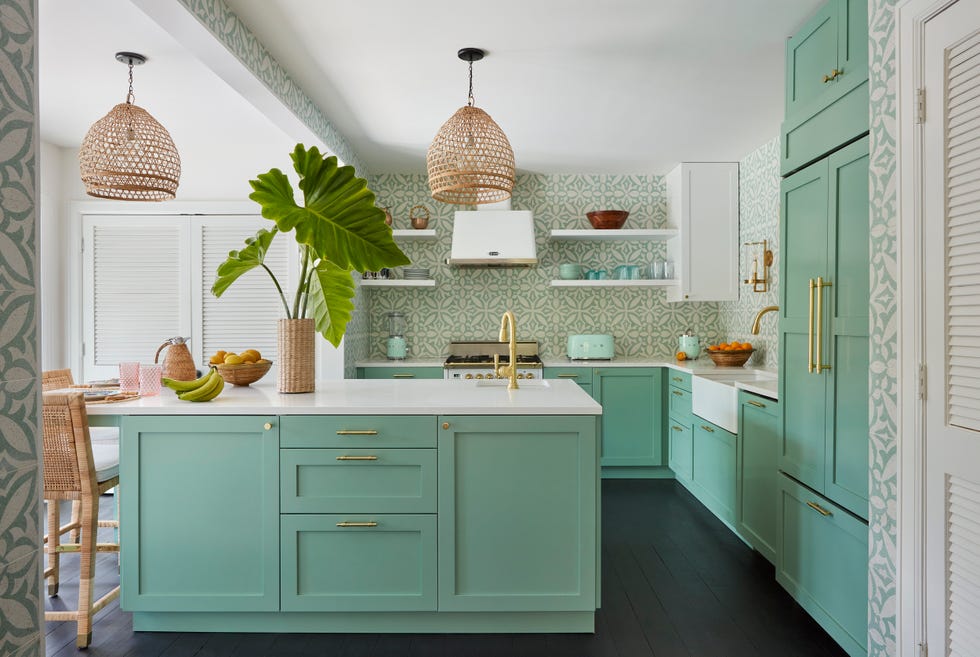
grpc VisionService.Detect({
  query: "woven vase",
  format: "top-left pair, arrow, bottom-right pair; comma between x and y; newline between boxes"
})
277,318 -> 315,393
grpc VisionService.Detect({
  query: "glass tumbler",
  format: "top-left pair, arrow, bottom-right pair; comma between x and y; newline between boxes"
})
119,362 -> 140,392
139,363 -> 163,397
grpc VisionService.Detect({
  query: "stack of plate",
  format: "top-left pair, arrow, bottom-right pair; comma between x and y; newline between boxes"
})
402,267 -> 430,280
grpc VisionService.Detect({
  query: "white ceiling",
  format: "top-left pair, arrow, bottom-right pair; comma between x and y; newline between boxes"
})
40,0 -> 825,177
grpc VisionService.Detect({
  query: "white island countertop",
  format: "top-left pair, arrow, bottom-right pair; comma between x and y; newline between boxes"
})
85,379 -> 602,416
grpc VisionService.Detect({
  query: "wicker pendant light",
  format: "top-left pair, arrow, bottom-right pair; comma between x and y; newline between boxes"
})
79,52 -> 180,201
427,48 -> 514,205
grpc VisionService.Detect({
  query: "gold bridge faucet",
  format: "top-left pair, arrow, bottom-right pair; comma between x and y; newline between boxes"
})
493,310 -> 519,390
751,305 -> 779,335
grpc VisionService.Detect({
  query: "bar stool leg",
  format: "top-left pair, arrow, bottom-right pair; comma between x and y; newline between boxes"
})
75,496 -> 98,648
46,499 -> 59,596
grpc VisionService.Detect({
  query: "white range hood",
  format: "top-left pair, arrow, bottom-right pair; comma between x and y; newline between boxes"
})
448,210 -> 537,267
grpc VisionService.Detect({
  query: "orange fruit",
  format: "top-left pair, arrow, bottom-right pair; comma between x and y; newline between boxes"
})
708,345 -> 720,352
676,351 -> 687,361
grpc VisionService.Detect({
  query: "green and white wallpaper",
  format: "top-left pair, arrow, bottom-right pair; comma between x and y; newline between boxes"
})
363,173 -> 724,361
0,0 -> 41,655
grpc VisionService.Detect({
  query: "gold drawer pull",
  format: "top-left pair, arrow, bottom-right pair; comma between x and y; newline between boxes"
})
701,425 -> 715,433
336,430 -> 379,436
822,68 -> 842,83
747,400 -> 767,408
672,376 -> 683,382
672,390 -> 684,396
336,455 -> 378,461
263,422 -> 273,430
672,425 -> 684,432
336,521 -> 378,528
557,373 -> 579,378
806,501 -> 833,517
442,422 -> 450,430
392,373 -> 415,378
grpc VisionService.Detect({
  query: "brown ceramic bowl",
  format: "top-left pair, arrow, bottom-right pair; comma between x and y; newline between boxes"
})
587,210 -> 629,229
215,361 -> 272,386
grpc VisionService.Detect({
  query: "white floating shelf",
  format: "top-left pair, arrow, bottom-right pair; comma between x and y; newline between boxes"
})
548,229 -> 679,242
361,279 -> 436,288
550,279 -> 678,288
391,229 -> 437,241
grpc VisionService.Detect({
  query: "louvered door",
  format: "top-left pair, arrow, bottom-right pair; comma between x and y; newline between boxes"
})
82,216 -> 192,379
922,3 -> 980,654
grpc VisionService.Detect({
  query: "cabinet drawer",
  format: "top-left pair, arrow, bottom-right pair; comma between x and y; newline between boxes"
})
692,421 -> 737,524
281,514 -> 437,612
280,415 -> 437,448
281,448 -> 436,514
667,421 -> 693,482
668,386 -> 692,419
358,366 -> 443,380
666,370 -> 692,392
543,367 -> 594,391
776,474 -> 868,656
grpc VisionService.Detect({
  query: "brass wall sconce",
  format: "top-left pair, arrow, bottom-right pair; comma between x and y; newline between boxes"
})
743,240 -> 773,293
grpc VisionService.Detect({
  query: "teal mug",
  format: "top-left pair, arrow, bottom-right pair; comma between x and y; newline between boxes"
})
559,263 -> 583,280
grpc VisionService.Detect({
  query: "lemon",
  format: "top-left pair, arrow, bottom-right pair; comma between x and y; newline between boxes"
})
209,354 -> 224,365
224,354 -> 244,365
240,353 -> 257,364
245,349 -> 261,360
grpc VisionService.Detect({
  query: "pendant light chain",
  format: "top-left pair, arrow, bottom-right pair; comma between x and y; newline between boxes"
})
467,59 -> 475,107
126,61 -> 136,105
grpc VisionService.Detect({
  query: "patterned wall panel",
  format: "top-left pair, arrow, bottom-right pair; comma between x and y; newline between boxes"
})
717,137 -> 781,369
0,0 -> 41,655
364,173 -> 724,361
868,0 -> 898,654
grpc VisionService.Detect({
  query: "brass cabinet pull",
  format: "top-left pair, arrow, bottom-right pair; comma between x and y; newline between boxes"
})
821,68 -> 842,83
806,501 -> 833,517
392,373 -> 415,378
336,455 -> 378,461
442,422 -> 450,430
557,373 -> 579,378
672,390 -> 684,396
672,425 -> 684,432
747,400 -> 766,408
672,376 -> 683,382
336,430 -> 379,436
807,278 -> 815,373
263,422 -> 273,431
816,277 -> 832,373
700,425 -> 715,433
336,521 -> 378,528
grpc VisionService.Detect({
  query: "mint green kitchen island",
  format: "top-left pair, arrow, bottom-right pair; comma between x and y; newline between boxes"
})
87,379 -> 602,634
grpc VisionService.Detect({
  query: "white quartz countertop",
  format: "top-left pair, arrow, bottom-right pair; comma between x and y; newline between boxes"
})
356,359 -> 445,368
85,379 -> 602,416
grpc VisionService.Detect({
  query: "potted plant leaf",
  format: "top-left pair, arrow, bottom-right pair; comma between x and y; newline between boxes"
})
212,144 -> 410,392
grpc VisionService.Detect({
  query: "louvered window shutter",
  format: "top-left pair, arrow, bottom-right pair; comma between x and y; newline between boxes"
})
82,216 -> 191,379
195,217 -> 292,367
946,31 -> 980,435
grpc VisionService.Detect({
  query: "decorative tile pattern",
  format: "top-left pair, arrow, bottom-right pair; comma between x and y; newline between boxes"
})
343,272 -> 369,380
717,137 -> 781,369
364,173 -> 724,361
176,0 -> 365,174
0,0 -> 39,652
868,0 -> 898,654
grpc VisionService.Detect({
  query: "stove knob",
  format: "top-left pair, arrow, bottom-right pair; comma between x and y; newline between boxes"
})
517,373 -> 525,380
526,372 -> 535,379
464,373 -> 473,380
475,373 -> 484,380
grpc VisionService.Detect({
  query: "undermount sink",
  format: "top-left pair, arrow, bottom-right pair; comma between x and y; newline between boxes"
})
474,379 -> 551,388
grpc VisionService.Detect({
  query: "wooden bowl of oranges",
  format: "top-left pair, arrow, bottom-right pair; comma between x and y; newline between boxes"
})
706,341 -> 754,367
210,349 -> 272,386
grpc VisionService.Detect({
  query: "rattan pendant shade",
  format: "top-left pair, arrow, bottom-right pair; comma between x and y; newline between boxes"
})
427,48 -> 515,205
78,52 -> 180,201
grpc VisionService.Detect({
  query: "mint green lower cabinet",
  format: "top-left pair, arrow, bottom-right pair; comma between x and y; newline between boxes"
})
667,420 -> 693,482
543,367 -> 594,398
357,366 -> 444,379
737,392 -> 780,564
280,415 -> 436,449
280,448 -> 437,514
119,416 -> 280,612
691,419 -> 737,524
777,473 -> 868,657
594,368 -> 664,467
438,415 -> 598,612
280,514 -> 437,612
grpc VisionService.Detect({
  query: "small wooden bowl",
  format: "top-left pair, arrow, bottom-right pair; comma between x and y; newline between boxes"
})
215,361 -> 272,386
707,349 -> 754,367
587,210 -> 629,229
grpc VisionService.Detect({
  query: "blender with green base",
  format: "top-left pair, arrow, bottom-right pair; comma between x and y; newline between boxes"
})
386,312 -> 407,360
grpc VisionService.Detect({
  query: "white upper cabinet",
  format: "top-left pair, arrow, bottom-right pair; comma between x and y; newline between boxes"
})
665,162 -> 740,303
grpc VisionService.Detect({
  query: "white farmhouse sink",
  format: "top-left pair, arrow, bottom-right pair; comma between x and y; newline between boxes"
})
691,375 -> 739,433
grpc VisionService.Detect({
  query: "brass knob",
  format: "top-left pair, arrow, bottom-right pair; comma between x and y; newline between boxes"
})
475,373 -> 484,380
263,422 -> 272,430
464,373 -> 473,380
517,373 -> 525,380
526,372 -> 535,379
442,422 -> 450,430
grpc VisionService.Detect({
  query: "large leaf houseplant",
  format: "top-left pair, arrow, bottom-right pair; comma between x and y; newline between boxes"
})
213,144 -> 410,391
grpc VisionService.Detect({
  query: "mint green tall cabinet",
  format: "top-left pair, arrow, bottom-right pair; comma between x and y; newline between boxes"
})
778,136 -> 870,520
119,416 -> 280,612
437,415 -> 598,612
593,368 -> 663,467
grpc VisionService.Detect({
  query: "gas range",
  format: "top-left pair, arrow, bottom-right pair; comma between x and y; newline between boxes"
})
443,341 -> 543,381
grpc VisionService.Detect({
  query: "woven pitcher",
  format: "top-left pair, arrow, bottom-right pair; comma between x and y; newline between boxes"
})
154,337 -> 196,381
278,318 -> 315,393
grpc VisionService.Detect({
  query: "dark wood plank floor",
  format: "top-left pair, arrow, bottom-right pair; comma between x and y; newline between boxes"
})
44,480 -> 848,657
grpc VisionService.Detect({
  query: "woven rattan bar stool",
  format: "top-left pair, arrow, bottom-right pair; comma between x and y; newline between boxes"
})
42,392 -> 120,648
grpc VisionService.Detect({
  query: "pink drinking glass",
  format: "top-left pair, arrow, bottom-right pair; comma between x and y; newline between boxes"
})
139,363 -> 163,397
119,362 -> 140,392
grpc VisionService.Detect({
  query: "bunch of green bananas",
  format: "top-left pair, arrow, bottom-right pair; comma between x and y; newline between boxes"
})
162,367 -> 225,402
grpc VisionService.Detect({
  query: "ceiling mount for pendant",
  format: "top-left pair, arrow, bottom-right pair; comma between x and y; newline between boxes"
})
426,46 -> 515,206
78,51 -> 181,202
